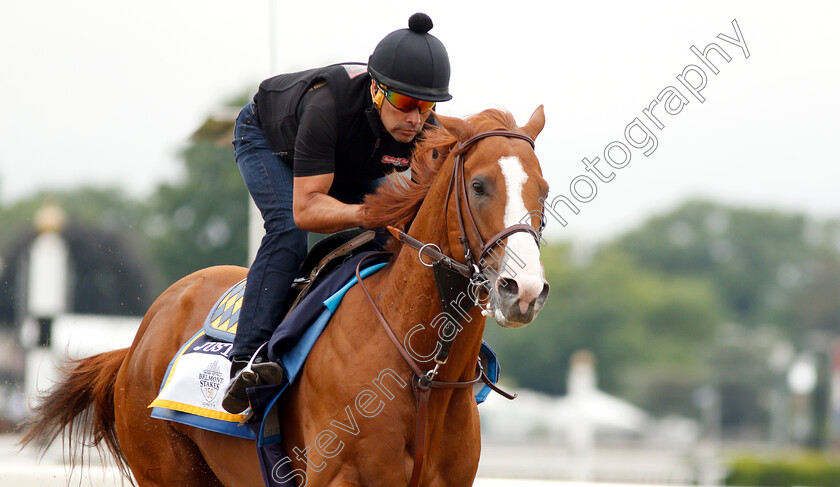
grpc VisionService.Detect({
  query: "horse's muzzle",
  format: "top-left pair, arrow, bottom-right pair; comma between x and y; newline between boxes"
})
492,276 -> 550,327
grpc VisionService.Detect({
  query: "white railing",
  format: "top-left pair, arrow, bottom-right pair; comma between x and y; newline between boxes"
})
0,467 -> 683,487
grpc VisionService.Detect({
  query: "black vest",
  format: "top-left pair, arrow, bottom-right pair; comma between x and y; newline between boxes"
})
255,63 -> 416,183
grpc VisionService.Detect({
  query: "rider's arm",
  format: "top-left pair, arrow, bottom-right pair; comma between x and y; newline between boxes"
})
293,174 -> 366,233
292,85 -> 366,233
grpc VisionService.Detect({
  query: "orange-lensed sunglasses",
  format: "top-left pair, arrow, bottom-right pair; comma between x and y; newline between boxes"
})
377,83 -> 436,114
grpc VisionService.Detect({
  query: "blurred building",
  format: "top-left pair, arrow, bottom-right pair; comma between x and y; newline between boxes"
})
0,201 -> 154,426
478,350 -> 704,483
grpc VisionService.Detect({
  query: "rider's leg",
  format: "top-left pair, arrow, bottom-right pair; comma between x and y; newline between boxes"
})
224,101 -> 307,412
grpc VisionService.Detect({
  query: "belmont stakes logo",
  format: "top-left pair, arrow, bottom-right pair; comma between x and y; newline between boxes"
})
198,359 -> 225,405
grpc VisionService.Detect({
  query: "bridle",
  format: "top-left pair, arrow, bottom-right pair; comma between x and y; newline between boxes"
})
354,129 -> 543,486
445,129 -> 543,273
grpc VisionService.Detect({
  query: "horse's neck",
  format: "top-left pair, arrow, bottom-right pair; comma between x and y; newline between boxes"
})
372,197 -> 487,382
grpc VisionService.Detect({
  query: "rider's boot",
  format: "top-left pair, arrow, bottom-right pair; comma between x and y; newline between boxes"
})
222,353 -> 285,414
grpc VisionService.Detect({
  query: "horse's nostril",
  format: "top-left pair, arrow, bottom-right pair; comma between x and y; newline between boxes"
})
538,283 -> 550,302
532,282 -> 550,309
497,278 -> 519,299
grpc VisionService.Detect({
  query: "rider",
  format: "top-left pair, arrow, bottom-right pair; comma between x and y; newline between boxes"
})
223,13 -> 453,414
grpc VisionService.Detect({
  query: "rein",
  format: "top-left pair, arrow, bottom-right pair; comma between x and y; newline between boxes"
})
357,129 -> 541,486
354,254 -> 512,487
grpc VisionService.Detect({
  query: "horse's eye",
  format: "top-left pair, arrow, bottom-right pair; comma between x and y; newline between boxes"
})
471,181 -> 485,195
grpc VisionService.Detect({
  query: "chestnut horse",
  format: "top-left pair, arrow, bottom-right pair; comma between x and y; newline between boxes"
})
21,106 -> 550,486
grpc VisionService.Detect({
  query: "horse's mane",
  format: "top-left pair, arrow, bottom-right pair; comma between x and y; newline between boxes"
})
363,108 -> 520,231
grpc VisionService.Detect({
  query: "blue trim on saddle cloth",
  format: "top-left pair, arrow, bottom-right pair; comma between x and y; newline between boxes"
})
476,341 -> 500,404
147,251 -> 389,444
250,263 -> 387,446
152,398 -> 256,439
264,251 -> 391,362
248,252 -> 503,445
148,248 -> 503,451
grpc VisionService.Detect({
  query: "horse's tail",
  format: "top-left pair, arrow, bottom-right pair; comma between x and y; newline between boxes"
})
19,348 -> 132,478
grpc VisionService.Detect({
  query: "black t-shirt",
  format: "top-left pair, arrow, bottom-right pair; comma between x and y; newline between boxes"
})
292,83 -> 419,183
293,84 -> 339,177
256,64 -> 424,185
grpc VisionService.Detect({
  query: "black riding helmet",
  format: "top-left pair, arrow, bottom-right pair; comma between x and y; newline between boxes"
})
368,13 -> 452,102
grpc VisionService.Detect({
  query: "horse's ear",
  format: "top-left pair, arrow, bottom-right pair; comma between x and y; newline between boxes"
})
521,105 -> 546,141
435,112 -> 470,141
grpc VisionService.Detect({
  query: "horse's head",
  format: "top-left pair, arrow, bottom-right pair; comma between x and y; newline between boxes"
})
436,106 -> 550,328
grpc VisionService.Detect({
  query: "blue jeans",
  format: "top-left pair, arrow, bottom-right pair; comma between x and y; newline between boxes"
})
230,101 -> 380,358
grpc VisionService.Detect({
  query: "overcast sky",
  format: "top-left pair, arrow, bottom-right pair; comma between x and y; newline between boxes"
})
1,0 -> 838,243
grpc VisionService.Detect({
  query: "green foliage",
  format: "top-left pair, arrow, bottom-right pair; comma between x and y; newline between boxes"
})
600,200 -> 840,429
485,243 -> 723,400
611,200 -> 829,329
0,95 -> 250,303
0,187 -> 145,248
141,139 -> 248,287
486,200 -> 840,423
726,453 -> 840,487
136,92 -> 252,287
0,141 -> 248,299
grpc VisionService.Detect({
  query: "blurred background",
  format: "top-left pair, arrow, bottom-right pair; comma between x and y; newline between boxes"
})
2,0 -> 840,485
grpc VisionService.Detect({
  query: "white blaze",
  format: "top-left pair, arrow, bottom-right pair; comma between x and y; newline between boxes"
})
496,156 -> 544,312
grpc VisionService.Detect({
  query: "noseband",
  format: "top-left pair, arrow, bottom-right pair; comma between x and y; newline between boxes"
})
355,129 -> 542,487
